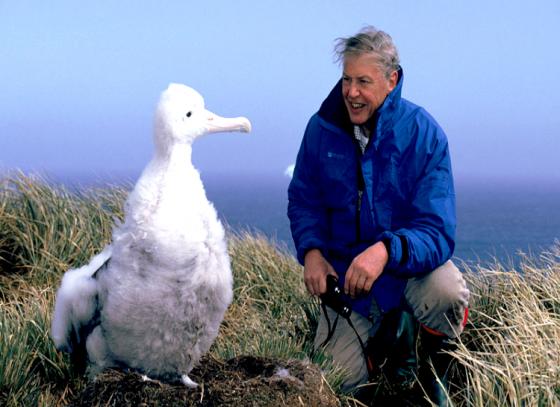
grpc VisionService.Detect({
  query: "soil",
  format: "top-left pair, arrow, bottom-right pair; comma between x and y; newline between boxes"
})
70,355 -> 340,407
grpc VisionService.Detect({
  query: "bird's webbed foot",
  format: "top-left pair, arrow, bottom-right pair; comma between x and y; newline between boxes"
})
141,374 -> 157,383
181,374 -> 198,388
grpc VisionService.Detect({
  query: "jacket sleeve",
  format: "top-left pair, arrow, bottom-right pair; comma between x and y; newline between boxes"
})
287,117 -> 328,265
380,119 -> 456,278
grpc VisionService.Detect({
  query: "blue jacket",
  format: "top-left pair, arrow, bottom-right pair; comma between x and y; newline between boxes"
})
287,69 -> 456,318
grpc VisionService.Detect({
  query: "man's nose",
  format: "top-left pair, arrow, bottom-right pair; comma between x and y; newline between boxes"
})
348,82 -> 360,98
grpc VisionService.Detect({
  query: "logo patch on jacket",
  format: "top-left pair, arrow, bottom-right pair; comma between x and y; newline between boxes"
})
327,151 -> 345,160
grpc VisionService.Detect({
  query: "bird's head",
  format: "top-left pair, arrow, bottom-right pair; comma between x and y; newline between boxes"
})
154,83 -> 251,149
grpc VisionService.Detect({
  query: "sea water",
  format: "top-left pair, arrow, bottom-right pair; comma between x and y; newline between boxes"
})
49,172 -> 560,267
202,173 -> 560,267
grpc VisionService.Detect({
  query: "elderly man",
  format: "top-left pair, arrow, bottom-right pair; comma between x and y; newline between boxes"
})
288,26 -> 469,406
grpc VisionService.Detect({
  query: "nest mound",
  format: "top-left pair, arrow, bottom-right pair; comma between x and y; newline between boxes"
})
71,355 -> 339,406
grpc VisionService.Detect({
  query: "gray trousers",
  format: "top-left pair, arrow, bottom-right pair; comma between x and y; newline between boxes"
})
313,260 -> 469,391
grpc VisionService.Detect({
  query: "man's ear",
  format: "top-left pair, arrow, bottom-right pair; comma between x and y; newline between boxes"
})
388,70 -> 398,91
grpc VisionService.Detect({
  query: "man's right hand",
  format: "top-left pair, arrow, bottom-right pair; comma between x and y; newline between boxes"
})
303,249 -> 337,296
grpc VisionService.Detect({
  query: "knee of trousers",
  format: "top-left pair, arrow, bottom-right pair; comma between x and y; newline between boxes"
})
404,260 -> 470,338
313,307 -> 370,391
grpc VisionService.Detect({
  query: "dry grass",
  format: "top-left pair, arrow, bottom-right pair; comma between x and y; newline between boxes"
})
0,173 -> 125,291
453,250 -> 560,406
0,173 -> 559,406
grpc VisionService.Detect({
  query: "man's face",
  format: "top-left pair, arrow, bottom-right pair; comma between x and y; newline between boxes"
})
342,54 -> 398,125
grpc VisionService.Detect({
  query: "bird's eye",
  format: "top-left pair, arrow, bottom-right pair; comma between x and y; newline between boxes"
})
186,111 -> 192,118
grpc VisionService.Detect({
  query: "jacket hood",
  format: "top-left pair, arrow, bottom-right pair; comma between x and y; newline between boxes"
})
317,66 -> 404,135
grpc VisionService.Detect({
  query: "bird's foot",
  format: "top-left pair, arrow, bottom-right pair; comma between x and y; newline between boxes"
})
141,374 -> 155,382
181,374 -> 198,388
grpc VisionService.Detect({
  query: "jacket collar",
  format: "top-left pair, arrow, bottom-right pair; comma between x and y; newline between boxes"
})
317,66 -> 404,138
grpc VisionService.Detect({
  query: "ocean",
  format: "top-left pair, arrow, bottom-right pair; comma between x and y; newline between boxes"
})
201,174 -> 560,267
49,172 -> 560,267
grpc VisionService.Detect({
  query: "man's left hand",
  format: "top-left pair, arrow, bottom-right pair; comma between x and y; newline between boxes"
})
344,241 -> 389,298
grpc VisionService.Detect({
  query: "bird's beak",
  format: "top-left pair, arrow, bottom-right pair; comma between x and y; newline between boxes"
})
205,110 -> 251,134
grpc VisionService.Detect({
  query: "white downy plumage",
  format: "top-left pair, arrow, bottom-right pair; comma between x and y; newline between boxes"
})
51,84 -> 251,387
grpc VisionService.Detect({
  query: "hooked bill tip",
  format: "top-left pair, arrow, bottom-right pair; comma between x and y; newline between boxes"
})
240,117 -> 252,133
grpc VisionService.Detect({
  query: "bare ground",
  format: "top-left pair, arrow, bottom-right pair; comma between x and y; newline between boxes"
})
70,355 -> 340,407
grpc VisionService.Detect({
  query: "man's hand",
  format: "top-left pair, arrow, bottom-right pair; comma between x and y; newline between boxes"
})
344,241 -> 389,298
303,249 -> 337,296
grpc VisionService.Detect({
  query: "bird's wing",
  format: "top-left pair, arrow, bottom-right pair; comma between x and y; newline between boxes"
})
51,245 -> 112,356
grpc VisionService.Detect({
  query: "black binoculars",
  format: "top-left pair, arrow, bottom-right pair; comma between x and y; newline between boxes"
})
320,275 -> 352,318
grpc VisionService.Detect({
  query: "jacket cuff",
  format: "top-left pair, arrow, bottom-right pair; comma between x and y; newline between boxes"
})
379,231 -> 403,271
296,239 -> 325,265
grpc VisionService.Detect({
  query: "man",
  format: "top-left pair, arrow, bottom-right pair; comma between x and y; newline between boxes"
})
288,26 -> 469,406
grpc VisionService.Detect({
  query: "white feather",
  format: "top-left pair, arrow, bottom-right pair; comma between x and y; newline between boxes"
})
51,246 -> 111,352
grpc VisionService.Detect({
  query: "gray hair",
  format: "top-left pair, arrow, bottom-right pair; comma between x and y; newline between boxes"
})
334,26 -> 400,79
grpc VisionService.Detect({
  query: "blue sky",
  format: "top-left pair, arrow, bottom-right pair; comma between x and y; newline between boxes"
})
1,0 -> 559,182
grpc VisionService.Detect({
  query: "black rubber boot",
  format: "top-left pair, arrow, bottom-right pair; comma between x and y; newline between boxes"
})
363,309 -> 419,404
419,330 -> 456,406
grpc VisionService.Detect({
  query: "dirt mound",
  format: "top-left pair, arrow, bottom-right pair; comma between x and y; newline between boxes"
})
71,355 -> 340,406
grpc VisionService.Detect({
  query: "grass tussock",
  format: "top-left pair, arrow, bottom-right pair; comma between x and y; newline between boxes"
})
1,173 -> 559,406
0,173 -> 126,291
454,251 -> 560,406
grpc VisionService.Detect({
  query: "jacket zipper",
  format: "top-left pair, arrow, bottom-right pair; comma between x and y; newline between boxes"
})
356,189 -> 363,242
356,158 -> 365,243
353,126 -> 368,244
